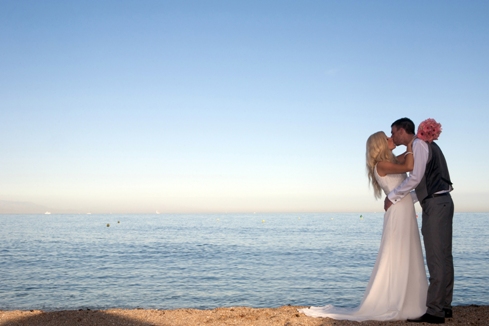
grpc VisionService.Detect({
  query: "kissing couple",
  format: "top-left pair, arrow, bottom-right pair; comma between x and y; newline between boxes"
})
299,117 -> 454,324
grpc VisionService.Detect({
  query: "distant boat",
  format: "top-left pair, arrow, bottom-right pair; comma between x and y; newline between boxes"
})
44,212 -> 51,215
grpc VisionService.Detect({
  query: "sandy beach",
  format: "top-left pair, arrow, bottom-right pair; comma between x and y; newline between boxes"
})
1,305 -> 487,326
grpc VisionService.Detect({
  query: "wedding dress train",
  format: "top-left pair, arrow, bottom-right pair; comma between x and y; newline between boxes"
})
299,169 -> 428,321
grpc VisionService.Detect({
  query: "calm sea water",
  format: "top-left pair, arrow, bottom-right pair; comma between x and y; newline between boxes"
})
1,212 -> 488,311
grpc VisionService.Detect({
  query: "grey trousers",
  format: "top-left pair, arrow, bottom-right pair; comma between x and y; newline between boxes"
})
420,194 -> 454,317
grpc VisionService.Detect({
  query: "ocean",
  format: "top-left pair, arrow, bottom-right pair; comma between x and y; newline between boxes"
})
1,212 -> 488,311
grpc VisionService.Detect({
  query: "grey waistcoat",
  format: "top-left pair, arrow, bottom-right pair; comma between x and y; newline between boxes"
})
415,141 -> 453,204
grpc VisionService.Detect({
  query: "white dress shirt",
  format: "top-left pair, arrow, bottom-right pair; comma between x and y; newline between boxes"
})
388,138 -> 429,204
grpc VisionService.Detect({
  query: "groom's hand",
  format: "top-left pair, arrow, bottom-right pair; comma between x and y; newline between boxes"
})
384,197 -> 393,211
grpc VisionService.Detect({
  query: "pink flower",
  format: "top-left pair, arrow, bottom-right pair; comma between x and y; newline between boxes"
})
417,118 -> 442,143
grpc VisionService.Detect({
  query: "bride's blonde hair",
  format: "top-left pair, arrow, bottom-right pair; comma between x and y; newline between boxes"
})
366,131 -> 396,199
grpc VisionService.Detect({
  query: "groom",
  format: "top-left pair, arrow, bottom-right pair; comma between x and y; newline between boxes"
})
384,118 -> 454,324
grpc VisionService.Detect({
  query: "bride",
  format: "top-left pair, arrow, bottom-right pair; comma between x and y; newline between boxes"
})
299,132 -> 428,321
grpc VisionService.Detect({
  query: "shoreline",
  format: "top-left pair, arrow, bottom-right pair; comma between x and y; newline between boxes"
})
1,305 -> 487,326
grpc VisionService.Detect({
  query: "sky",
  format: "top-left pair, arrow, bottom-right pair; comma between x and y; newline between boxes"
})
1,1 -> 488,214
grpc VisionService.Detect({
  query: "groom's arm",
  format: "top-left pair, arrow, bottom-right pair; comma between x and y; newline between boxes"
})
384,139 -> 429,210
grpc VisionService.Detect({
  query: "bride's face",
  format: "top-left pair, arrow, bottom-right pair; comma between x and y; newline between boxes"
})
387,137 -> 396,151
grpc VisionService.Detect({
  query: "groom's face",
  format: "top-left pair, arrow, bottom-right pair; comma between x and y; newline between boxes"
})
390,126 -> 404,146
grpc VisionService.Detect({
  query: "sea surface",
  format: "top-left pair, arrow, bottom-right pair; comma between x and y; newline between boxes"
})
1,212 -> 488,311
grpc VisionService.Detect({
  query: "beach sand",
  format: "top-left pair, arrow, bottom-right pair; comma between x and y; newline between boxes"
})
0,305 -> 486,326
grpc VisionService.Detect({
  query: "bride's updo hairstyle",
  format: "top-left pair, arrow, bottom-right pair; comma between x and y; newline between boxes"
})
366,131 -> 396,199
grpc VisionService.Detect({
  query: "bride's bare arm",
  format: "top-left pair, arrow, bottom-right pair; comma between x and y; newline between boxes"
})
377,140 -> 414,176
396,152 -> 407,164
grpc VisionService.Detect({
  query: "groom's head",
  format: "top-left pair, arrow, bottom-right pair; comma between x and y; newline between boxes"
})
391,118 -> 415,146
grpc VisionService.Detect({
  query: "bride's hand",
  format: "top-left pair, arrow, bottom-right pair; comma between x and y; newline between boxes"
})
407,137 -> 415,152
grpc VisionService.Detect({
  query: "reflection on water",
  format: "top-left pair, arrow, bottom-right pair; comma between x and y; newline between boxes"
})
0,212 -> 487,311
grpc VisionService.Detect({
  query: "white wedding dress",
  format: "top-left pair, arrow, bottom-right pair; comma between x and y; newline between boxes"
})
299,168 -> 428,321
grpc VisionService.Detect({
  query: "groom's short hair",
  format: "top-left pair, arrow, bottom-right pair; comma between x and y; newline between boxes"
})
392,118 -> 415,135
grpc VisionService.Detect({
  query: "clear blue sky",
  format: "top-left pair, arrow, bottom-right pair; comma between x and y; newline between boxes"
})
1,1 -> 488,213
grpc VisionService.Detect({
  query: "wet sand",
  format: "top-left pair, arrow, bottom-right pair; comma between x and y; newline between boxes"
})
1,305 -> 486,325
